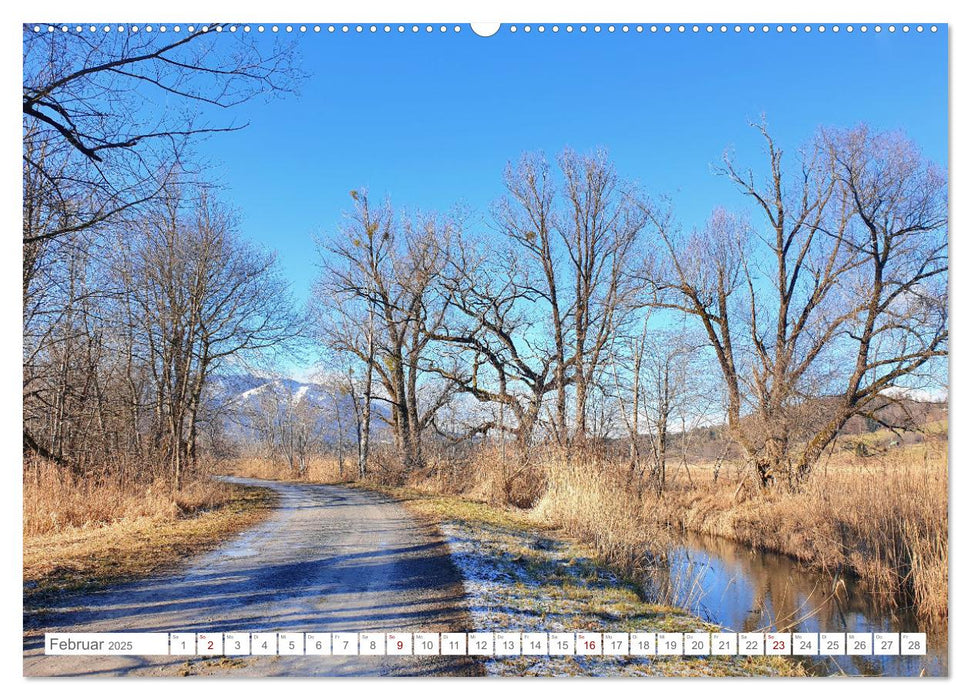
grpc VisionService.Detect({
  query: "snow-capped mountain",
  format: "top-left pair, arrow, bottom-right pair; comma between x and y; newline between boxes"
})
204,373 -> 360,445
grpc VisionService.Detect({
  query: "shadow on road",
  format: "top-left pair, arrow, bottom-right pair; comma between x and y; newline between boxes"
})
24,478 -> 483,677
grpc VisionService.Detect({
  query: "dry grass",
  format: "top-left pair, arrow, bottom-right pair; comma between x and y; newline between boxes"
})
222,455 -> 345,484
225,448 -> 549,506
23,459 -> 246,537
225,423 -> 949,624
23,459 -> 276,605
533,436 -> 948,623
364,483 -> 802,676
533,458 -> 661,574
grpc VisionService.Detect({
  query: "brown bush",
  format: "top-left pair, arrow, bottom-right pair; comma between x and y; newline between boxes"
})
531,442 -> 948,622
23,457 -> 238,537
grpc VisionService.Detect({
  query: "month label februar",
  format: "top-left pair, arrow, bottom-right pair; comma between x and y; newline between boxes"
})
45,633 -> 169,656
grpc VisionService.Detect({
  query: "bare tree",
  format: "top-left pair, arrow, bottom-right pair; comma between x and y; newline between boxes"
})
647,122 -> 947,487
639,330 -> 710,494
432,234 -> 559,456
556,150 -> 648,442
22,24 -> 299,244
321,326 -> 375,479
798,126 -> 948,476
112,184 -> 299,487
607,312 -> 650,481
606,309 -> 712,495
492,154 -> 572,444
436,149 -> 647,456
314,191 -> 454,471
22,25 -> 300,473
314,371 -> 362,480
243,378 -> 319,477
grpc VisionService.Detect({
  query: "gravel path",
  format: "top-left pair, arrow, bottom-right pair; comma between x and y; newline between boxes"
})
23,477 -> 481,677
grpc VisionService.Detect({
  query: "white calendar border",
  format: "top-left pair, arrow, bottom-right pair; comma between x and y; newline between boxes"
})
6,0 -> 963,697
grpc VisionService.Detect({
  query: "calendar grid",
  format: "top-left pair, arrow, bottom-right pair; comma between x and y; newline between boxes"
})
44,631 -> 927,658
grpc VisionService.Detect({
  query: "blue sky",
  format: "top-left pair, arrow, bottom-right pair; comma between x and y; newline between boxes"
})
195,25 -> 948,325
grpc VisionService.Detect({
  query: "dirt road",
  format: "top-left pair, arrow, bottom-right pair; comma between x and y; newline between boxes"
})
23,477 -> 481,677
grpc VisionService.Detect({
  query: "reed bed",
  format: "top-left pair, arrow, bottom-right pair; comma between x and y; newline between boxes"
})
224,430 -> 949,623
531,442 -> 948,622
23,457 -> 238,537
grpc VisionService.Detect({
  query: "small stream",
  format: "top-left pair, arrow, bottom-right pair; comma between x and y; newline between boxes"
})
642,533 -> 947,676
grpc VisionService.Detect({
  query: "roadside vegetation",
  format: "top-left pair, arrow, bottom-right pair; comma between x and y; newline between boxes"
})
357,484 -> 803,676
535,434 -> 948,622
22,28 -> 297,612
275,116 -> 946,628
23,458 -> 275,607
230,415 -> 948,627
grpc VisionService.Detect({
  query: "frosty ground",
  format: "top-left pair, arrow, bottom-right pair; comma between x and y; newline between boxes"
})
380,488 -> 802,677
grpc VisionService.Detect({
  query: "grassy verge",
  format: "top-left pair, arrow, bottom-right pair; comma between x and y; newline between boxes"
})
361,483 -> 803,677
537,440 -> 948,623
23,483 -> 276,611
227,436 -> 947,625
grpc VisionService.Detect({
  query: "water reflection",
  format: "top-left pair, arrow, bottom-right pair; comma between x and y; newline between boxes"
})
642,533 -> 947,676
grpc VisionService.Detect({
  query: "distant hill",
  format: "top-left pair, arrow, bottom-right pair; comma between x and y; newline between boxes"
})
204,373 -> 946,460
203,373 -> 369,447
657,392 -> 948,463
